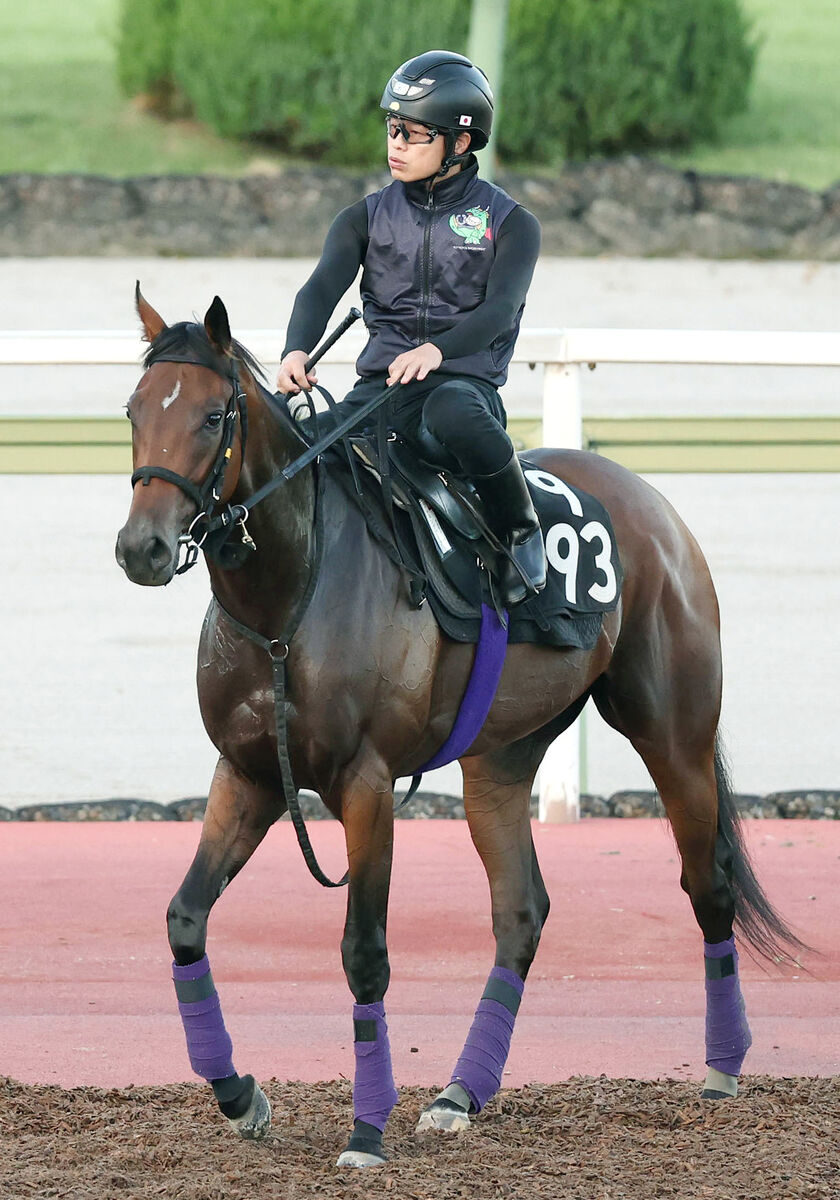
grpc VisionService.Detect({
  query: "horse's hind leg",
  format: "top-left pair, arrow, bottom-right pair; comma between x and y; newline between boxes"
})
592,617 -> 753,1099
417,737 -> 549,1134
167,756 -> 279,1138
639,740 -> 752,1098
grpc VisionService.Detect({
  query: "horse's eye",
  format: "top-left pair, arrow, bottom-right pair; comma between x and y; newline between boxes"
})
205,412 -> 224,430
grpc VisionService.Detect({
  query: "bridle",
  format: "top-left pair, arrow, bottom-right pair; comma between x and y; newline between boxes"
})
130,350 -> 250,574
130,309 -> 371,576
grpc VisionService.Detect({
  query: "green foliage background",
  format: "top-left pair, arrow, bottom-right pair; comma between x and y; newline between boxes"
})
504,0 -> 755,160
115,0 -> 178,103
171,1 -> 466,162
117,0 -> 755,165
1,0 -> 834,185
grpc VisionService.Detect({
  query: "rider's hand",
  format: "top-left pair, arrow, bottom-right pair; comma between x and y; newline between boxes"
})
276,350 -> 317,395
386,342 -> 443,387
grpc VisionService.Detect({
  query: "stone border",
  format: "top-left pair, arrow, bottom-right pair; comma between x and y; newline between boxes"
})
2,789 -> 837,821
1,157 -> 837,258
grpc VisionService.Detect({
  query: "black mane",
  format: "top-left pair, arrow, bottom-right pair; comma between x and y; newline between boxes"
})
144,322 -> 267,383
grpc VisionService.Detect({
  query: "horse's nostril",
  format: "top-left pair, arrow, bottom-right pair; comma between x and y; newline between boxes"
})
117,525 -> 175,584
148,536 -> 173,572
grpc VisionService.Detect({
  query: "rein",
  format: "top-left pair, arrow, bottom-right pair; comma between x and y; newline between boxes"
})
207,467 -> 348,888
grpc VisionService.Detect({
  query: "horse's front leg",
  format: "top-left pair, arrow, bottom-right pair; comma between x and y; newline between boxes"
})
418,745 -> 547,1135
332,764 -> 398,1169
167,756 -> 280,1139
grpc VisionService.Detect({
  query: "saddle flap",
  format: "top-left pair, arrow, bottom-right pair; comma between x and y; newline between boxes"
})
349,437 -> 412,509
387,439 -> 483,541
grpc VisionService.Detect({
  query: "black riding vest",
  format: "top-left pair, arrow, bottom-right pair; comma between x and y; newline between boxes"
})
356,161 -> 520,387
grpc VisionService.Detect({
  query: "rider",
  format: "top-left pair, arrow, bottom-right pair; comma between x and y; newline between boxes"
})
276,50 -> 546,607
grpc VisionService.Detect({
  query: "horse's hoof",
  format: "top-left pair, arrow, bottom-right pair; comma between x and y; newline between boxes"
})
337,1119 -> 386,1167
416,1100 -> 471,1134
417,1083 -> 472,1134
701,1067 -> 738,1099
336,1149 -> 387,1169
227,1081 -> 271,1139
416,1102 -> 471,1134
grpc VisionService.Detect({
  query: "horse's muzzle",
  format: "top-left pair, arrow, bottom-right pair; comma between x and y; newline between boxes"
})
115,523 -> 177,586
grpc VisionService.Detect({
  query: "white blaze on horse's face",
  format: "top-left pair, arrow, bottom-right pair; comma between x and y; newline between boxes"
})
161,380 -> 181,410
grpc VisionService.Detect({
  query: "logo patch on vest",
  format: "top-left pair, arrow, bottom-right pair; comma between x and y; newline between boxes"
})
450,206 -> 491,246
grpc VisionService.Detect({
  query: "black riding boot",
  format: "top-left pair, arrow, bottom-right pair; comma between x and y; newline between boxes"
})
475,451 -> 547,607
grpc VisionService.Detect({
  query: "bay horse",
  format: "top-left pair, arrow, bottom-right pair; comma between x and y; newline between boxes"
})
116,290 -> 800,1169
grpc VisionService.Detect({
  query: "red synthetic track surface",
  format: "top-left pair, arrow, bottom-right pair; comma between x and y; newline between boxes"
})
0,820 -> 837,1089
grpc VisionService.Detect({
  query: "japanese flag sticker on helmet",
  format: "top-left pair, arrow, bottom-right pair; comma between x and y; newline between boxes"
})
459,115 -> 473,126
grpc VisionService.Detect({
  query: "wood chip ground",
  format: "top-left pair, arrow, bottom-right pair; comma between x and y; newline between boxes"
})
1,1075 -> 837,1199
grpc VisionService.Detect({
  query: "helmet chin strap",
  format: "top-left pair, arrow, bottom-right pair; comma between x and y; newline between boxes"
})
417,133 -> 473,186
437,131 -> 468,175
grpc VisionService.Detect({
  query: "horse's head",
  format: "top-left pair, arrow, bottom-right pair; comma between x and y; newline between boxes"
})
116,286 -> 248,586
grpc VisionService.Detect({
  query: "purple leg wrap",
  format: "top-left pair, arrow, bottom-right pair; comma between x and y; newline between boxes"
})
172,954 -> 236,1081
352,1002 -> 398,1132
451,966 -> 524,1112
704,937 -> 752,1076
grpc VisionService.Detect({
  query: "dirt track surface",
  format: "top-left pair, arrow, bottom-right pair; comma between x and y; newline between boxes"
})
2,1075 -> 837,1200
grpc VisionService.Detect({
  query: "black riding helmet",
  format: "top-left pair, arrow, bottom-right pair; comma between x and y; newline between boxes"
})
381,50 -> 494,177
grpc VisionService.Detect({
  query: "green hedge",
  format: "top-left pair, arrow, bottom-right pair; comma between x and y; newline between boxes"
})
503,0 -> 756,160
166,0 -> 469,164
116,0 -> 181,110
117,0 -> 755,164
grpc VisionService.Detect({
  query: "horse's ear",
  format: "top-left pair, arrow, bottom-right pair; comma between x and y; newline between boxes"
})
204,296 -> 232,356
135,282 -> 167,343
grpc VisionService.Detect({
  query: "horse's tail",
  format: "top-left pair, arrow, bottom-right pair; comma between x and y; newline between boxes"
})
714,733 -> 807,963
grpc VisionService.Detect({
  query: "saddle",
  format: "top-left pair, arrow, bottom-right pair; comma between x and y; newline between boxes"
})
326,434 -> 623,652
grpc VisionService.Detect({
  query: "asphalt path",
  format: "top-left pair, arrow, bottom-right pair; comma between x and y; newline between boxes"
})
0,258 -> 838,806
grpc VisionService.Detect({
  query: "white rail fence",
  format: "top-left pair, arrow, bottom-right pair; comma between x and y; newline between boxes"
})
3,327 -> 839,821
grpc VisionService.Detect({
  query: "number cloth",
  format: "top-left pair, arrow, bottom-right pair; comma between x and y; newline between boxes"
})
328,450 -> 623,650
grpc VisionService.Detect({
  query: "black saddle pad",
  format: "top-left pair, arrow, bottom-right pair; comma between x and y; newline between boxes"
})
326,446 -> 623,652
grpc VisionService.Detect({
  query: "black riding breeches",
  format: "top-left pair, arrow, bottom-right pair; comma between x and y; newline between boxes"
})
325,373 -> 513,476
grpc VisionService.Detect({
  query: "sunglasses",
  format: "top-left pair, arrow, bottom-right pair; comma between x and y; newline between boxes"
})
385,117 -> 441,145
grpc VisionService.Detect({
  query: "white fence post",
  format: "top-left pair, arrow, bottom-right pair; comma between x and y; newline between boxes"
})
541,360 -> 583,452
538,359 -> 585,823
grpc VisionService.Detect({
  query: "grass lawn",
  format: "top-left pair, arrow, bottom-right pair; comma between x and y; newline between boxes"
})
662,0 -> 840,189
0,0 -> 283,175
0,0 -> 836,187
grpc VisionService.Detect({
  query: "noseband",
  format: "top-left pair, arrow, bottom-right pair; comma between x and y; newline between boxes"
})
130,350 -> 249,574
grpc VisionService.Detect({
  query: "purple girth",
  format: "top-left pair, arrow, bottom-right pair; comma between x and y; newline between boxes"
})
418,603 -> 508,770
